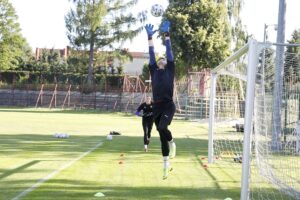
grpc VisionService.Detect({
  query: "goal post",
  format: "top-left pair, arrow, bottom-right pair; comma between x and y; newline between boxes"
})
208,39 -> 259,199
208,72 -> 217,163
252,42 -> 300,200
208,39 -> 300,200
208,42 -> 250,163
240,39 -> 259,200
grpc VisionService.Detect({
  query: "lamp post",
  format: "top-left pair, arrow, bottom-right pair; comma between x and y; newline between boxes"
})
262,24 -> 278,69
263,24 -> 278,43
272,0 -> 286,151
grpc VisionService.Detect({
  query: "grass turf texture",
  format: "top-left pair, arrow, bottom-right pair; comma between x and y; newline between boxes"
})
0,108 -> 242,200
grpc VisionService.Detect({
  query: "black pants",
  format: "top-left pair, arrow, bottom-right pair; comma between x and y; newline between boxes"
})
142,117 -> 153,145
153,101 -> 176,156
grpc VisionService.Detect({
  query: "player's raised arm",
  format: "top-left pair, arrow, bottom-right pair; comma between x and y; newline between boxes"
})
160,21 -> 174,62
135,103 -> 145,116
145,24 -> 157,67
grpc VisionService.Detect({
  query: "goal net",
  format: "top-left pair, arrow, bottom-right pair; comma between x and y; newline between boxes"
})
208,39 -> 300,199
252,43 -> 300,200
208,44 -> 248,164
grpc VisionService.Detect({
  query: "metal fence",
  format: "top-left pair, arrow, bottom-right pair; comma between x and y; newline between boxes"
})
0,84 -> 148,113
0,84 -> 245,120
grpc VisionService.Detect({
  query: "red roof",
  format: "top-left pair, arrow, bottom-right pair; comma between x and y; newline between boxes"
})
129,52 -> 148,58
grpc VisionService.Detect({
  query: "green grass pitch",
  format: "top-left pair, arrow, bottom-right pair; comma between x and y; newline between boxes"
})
0,108 -> 241,200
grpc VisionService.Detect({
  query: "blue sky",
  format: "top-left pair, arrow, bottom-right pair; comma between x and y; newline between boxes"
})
10,0 -> 300,55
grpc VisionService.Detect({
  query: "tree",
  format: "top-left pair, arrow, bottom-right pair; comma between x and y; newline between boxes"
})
141,63 -> 150,81
260,48 -> 275,92
65,0 -> 146,84
111,49 -> 132,74
164,0 -> 231,76
67,50 -> 90,73
284,29 -> 300,81
0,0 -> 31,70
32,49 -> 67,75
220,0 -> 248,50
17,44 -> 35,71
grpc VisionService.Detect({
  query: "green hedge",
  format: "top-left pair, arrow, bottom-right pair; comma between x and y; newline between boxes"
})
0,70 -> 124,89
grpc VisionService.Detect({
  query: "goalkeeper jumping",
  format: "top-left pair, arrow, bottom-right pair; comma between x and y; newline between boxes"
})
145,20 -> 176,180
135,96 -> 154,152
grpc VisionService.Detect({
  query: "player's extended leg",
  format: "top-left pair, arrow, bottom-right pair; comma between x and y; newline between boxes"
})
147,118 -> 153,144
158,102 -> 176,159
142,118 -> 149,152
155,114 -> 173,179
155,115 -> 170,155
158,121 -> 176,159
162,129 -> 176,159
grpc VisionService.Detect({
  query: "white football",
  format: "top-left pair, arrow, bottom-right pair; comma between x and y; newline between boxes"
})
107,134 -> 113,141
151,4 -> 164,17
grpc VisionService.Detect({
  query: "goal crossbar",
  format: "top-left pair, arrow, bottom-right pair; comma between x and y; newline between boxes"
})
208,39 -> 259,200
212,44 -> 249,74
208,39 -> 300,200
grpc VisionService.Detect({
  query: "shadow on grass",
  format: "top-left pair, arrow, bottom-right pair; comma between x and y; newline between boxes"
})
4,179 -> 290,200
2,179 -> 240,200
19,185 -> 240,200
0,107 -> 120,115
0,108 -> 193,122
0,134 -> 208,157
0,134 -> 104,156
0,160 -> 41,180
0,134 -> 243,200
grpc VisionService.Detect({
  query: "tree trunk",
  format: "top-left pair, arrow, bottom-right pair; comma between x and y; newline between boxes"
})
87,33 -> 95,85
186,59 -> 192,75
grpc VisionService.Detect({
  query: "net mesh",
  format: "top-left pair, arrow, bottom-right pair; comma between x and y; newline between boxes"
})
212,51 -> 248,164
251,44 -> 300,200
210,42 -> 300,199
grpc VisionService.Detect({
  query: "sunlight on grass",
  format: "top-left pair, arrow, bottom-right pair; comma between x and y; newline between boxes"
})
0,108 -> 241,200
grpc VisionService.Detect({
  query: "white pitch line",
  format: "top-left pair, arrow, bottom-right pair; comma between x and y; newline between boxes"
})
11,141 -> 103,200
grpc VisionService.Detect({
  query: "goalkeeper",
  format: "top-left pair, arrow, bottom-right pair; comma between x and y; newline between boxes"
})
144,20 -> 176,180
135,96 -> 154,152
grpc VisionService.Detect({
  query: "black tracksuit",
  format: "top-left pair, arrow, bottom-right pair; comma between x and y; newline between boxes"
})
148,37 -> 176,157
137,102 -> 154,145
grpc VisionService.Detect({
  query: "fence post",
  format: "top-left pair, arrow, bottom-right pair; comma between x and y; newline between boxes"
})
26,84 -> 29,106
185,95 -> 188,120
11,84 -> 15,106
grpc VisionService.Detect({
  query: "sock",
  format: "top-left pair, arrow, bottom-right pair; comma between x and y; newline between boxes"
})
163,156 -> 169,169
169,140 -> 176,149
144,145 -> 148,149
169,140 -> 176,157
171,140 -> 176,150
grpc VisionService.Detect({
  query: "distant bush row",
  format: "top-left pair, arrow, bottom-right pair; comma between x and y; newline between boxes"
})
0,70 -> 124,88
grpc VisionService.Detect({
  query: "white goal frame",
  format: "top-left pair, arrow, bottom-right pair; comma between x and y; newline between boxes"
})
208,39 -> 260,200
208,40 -> 300,200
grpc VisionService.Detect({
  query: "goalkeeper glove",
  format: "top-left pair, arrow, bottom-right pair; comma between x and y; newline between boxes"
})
135,111 -> 142,117
145,24 -> 157,39
160,20 -> 171,33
